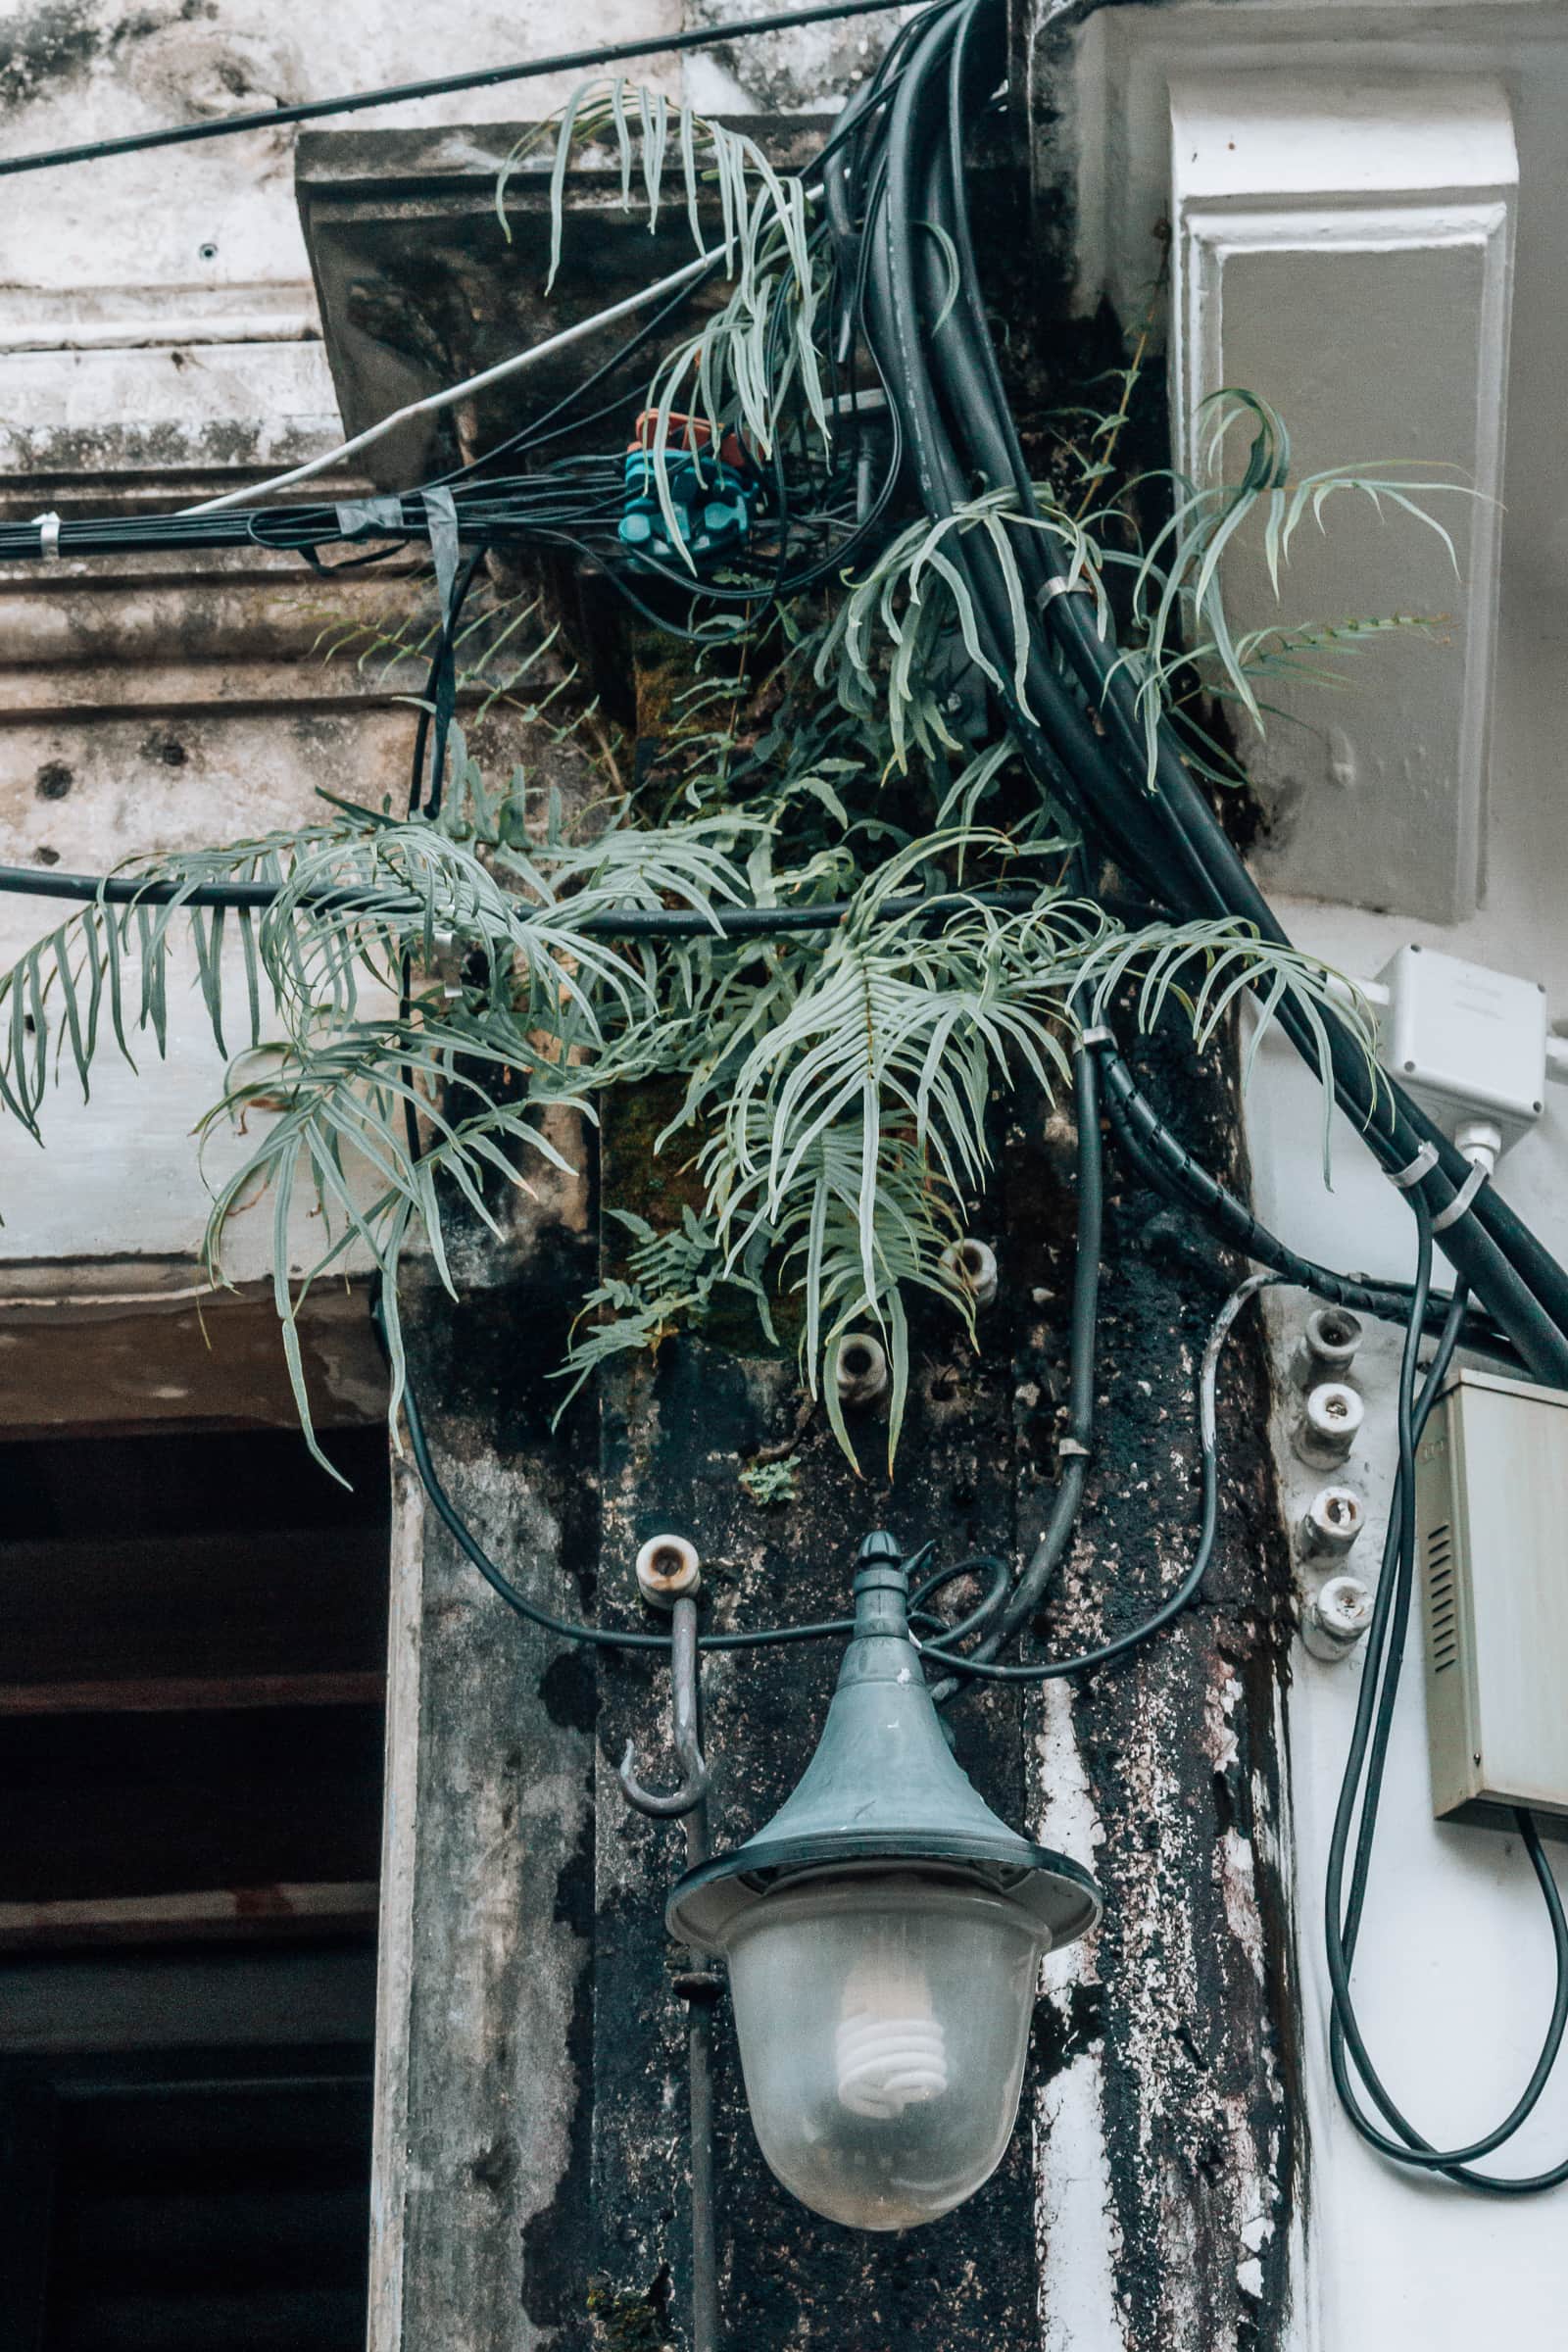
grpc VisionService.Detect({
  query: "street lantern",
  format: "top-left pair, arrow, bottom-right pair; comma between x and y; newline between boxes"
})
666,1532 -> 1102,2232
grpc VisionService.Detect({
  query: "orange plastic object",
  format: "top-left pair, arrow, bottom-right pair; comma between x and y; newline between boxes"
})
629,409 -> 750,472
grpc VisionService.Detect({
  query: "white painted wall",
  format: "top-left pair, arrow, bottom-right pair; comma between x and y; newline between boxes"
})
1148,8 -> 1568,2343
1249,934 -> 1568,2351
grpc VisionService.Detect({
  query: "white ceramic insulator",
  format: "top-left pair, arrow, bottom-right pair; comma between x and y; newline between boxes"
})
835,2011 -> 949,2119
836,1332 -> 891,1407
1297,1485 -> 1365,1561
1290,1306 -> 1362,1392
1293,1382 -> 1364,1470
946,1237 -> 999,1308
633,1533 -> 702,1608
1303,1574 -> 1374,1661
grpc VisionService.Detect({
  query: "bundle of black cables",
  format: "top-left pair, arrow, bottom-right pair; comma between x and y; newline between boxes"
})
832,0 -> 1568,1395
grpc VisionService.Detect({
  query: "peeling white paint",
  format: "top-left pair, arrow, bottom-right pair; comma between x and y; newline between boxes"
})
1030,1680 -> 1124,2352
1036,2051 -> 1127,2352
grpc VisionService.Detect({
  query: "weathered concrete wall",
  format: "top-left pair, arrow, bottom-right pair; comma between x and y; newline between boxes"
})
381,1015 -> 1300,2352
371,1157 -> 600,2352
1025,1026 -> 1300,2351
0,0 -> 686,1281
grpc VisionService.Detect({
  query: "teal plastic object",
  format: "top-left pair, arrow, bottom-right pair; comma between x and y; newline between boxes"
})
618,448 -> 756,570
666,1532 -> 1102,1954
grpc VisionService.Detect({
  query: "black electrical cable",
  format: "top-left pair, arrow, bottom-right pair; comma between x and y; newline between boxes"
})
409,548 -> 488,820
1323,1234 -> 1568,2191
908,1552 -> 1011,1645
0,466 -> 639,565
403,1354 -> 832,1653
403,1342 -> 1009,1655
860,5 -> 1195,913
0,0 -> 920,181
1092,1033 -> 1521,1363
427,266 -> 728,487
916,1270 -> 1273,1684
0,863 -> 1057,936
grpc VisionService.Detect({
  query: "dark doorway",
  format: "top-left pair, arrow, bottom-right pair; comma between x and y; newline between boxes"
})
0,1422 -> 390,2351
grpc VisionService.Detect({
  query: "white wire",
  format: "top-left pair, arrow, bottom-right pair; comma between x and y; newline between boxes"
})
178,248 -> 723,517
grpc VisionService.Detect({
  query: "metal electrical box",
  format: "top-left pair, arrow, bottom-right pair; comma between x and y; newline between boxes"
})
1414,1369 -> 1568,1837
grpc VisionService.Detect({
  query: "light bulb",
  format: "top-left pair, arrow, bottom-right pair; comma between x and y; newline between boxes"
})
835,1954 -> 949,2119
721,1870 -> 1045,2230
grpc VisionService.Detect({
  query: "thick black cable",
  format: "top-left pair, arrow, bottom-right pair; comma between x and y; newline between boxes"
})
405,1355 -> 1011,1657
0,864 -> 1061,932
851,0 -> 1568,1386
0,0 -> 919,181
409,547 -> 487,820
861,3 -> 1200,908
403,1349 -> 979,1655
908,1552 -> 1011,1645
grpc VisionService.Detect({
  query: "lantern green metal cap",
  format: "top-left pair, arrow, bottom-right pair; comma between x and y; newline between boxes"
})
666,1532 -> 1102,1953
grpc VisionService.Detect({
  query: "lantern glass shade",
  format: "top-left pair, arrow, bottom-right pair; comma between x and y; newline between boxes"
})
722,1866 -> 1047,2232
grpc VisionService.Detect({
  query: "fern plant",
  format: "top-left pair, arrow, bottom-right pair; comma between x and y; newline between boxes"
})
0,77 -> 1454,1477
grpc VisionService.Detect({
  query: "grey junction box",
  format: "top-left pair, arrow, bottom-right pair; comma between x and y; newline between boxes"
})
1414,1368 -> 1568,1837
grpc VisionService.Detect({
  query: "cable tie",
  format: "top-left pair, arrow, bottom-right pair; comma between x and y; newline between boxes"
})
1077,1024 -> 1115,1051
34,511 -> 61,559
1038,573 -> 1089,610
1057,1436 -> 1091,1458
1431,1160 -> 1490,1235
1387,1141 -> 1438,1191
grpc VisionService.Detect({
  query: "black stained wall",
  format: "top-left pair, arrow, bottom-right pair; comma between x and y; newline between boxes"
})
398,1013 -> 1300,2352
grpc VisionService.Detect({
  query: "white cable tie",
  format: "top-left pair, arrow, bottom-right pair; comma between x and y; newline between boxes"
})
1038,573 -> 1089,609
1387,1141 -> 1438,1191
1057,1436 -> 1091,1458
1077,1024 -> 1115,1050
35,510 -> 61,558
1431,1161 -> 1489,1235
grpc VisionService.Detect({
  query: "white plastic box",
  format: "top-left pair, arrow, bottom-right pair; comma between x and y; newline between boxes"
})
1377,944 -> 1547,1153
1414,1368 -> 1568,1836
